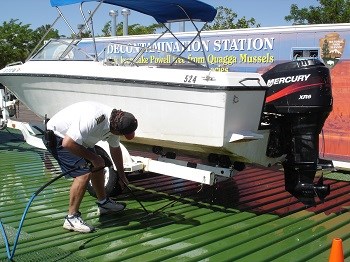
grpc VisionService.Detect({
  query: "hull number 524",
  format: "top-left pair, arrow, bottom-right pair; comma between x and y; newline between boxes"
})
184,75 -> 197,83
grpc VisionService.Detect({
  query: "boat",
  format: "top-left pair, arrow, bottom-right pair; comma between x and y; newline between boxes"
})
0,0 -> 333,205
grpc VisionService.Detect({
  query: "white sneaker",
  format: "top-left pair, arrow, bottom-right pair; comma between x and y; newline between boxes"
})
63,212 -> 94,233
97,198 -> 126,215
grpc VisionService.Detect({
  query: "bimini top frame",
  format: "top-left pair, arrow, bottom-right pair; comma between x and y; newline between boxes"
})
28,0 -> 218,68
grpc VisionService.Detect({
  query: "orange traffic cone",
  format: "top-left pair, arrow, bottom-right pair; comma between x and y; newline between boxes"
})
329,238 -> 344,262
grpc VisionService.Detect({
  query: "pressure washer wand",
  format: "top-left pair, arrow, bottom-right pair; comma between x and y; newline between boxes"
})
121,180 -> 149,215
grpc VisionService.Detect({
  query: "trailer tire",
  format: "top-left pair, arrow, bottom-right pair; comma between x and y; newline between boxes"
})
87,146 -> 122,198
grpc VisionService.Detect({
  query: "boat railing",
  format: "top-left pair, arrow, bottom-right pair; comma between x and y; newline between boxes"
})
5,61 -> 23,67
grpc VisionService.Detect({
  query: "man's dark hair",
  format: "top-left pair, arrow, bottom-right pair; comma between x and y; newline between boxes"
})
110,109 -> 138,135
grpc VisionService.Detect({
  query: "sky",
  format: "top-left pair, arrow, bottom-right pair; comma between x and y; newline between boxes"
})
0,0 -> 320,36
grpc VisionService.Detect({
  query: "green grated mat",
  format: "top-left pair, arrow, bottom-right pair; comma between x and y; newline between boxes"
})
324,171 -> 350,181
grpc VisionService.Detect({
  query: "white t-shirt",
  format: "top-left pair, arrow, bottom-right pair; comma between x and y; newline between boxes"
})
47,101 -> 120,148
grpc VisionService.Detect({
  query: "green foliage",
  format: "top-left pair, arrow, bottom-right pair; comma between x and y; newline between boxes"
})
285,0 -> 350,24
78,31 -> 92,38
0,19 -> 33,69
204,6 -> 260,30
102,21 -> 164,36
33,25 -> 60,41
0,20 -> 59,69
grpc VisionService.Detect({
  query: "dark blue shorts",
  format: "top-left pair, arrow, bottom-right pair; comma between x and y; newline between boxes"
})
47,135 -> 93,178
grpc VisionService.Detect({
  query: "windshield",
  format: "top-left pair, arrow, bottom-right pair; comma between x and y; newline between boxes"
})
32,39 -> 94,61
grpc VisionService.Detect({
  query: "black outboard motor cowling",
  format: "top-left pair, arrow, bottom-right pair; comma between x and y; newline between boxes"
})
262,59 -> 333,205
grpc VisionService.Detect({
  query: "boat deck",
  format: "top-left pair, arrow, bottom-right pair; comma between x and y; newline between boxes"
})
0,105 -> 349,261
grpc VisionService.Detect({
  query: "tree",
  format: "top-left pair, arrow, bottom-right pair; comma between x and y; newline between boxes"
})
204,6 -> 260,30
34,25 -> 60,41
33,24 -> 60,51
285,0 -> 350,25
0,21 -> 60,69
0,19 -> 34,69
101,21 -> 163,36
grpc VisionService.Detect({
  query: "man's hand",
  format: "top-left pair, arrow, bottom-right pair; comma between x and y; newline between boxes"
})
118,172 -> 129,190
109,145 -> 129,190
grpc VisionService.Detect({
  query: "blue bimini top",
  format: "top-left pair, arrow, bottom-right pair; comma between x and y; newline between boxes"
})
50,0 -> 217,23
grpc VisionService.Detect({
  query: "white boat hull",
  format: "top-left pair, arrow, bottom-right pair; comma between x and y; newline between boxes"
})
0,60 -> 280,166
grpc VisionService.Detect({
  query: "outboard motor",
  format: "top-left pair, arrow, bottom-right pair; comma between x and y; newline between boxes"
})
261,59 -> 333,205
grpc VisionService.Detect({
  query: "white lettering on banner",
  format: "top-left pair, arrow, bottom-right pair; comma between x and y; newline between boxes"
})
213,38 -> 275,52
106,40 -> 210,55
266,74 -> 311,87
107,43 -> 140,54
106,38 -> 274,55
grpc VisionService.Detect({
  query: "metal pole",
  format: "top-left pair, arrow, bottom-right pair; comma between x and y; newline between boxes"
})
109,10 -> 118,36
121,8 -> 130,36
179,21 -> 185,32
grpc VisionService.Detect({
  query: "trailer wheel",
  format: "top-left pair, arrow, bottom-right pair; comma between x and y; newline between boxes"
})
87,146 -> 122,198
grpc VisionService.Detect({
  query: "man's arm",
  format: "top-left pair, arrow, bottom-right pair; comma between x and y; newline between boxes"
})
109,145 -> 129,187
62,135 -> 104,169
